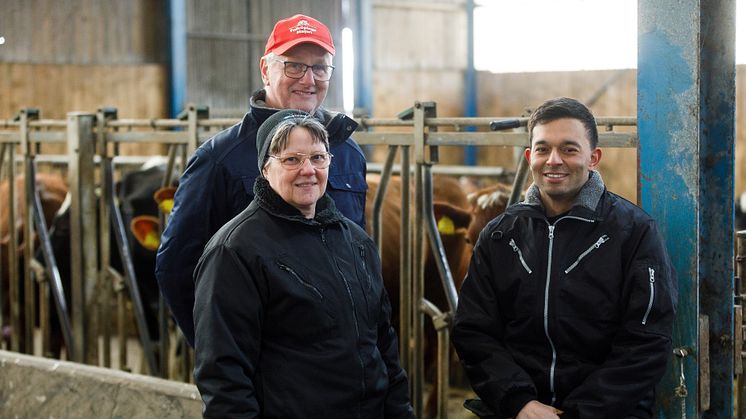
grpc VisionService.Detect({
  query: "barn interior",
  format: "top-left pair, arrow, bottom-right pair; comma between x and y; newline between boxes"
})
0,1 -> 742,418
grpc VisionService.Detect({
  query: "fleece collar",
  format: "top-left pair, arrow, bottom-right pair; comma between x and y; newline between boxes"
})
524,170 -> 605,214
253,176 -> 344,226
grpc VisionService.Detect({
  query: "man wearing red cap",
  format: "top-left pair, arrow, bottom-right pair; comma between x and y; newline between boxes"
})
156,14 -> 368,348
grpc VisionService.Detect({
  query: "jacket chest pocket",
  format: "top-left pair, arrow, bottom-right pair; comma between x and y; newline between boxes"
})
557,235 -> 618,320
497,238 -> 538,318
269,259 -> 337,342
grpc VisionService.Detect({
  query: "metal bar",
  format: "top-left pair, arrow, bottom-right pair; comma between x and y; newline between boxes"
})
66,112 -> 97,364
426,132 -> 637,148
737,231 -> 746,416
29,159 -> 75,359
367,162 -> 509,178
399,145 -> 412,373
372,146 -> 398,249
106,160 -> 159,376
411,103 -> 426,418
20,110 -> 36,354
422,165 -> 457,313
7,142 -> 19,352
420,299 -> 450,419
97,109 -> 112,368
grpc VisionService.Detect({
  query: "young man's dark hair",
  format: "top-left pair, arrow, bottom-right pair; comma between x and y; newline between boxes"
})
527,97 -> 599,149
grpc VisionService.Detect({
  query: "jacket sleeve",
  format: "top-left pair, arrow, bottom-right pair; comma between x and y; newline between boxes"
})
561,220 -> 678,419
326,138 -> 368,229
193,244 -> 264,419
451,229 -> 538,417
375,271 -> 415,418
155,147 -> 230,346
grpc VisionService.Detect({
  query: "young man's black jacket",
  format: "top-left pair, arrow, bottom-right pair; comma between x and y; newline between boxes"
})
193,178 -> 413,419
452,171 -> 677,419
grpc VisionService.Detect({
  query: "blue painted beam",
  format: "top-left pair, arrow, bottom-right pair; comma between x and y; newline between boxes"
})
169,0 -> 187,118
463,0 -> 477,166
354,0 -> 373,117
639,1 -> 736,417
638,2 -> 699,417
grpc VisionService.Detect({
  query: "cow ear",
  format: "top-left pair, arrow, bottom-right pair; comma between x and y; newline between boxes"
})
153,186 -> 177,215
433,202 -> 472,233
130,215 -> 161,251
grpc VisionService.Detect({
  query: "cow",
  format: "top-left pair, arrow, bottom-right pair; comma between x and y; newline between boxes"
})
0,173 -> 69,350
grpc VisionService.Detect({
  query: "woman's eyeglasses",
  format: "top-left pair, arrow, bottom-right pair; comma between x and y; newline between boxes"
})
269,152 -> 333,170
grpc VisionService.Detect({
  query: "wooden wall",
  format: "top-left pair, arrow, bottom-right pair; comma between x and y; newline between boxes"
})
476,69 -> 639,202
0,0 -> 169,156
371,0 -> 467,164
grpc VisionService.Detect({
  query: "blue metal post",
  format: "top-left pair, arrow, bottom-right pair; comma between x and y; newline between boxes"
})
169,0 -> 187,117
638,1 -> 735,417
463,0 -> 477,166
354,0 -> 373,117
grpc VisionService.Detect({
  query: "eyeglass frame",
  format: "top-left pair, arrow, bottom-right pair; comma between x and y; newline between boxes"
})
269,58 -> 336,81
268,151 -> 334,170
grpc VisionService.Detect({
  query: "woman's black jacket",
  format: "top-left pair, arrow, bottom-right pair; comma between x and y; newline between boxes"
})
193,178 -> 413,418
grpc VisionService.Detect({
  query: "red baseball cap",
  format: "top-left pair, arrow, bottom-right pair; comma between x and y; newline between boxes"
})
264,14 -> 336,56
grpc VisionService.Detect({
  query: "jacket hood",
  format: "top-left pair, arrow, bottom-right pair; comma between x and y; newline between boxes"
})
249,89 -> 358,147
252,176 -> 345,226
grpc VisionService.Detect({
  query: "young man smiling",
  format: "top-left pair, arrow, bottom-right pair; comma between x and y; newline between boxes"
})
156,14 -> 367,347
453,97 -> 677,419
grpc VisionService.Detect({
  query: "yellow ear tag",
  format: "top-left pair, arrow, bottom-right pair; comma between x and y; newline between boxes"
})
158,199 -> 174,214
143,231 -> 161,250
437,215 -> 455,235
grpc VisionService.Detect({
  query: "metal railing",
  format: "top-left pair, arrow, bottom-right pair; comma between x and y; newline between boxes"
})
0,103 -> 639,418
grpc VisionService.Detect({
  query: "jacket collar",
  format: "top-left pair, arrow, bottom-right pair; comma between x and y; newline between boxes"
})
252,176 -> 345,226
248,89 -> 358,147
522,170 -> 606,217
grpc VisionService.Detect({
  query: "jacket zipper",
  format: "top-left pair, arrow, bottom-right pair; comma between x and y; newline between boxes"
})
543,215 -> 595,406
563,234 -> 610,274
544,224 -> 558,405
321,227 -> 366,401
509,238 -> 532,274
277,262 -> 324,300
642,267 -> 656,325
358,245 -> 372,287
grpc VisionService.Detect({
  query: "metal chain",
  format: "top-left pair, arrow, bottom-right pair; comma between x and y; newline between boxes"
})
673,347 -> 689,419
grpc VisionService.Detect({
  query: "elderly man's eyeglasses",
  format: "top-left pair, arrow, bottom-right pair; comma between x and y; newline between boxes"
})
269,152 -> 333,170
271,59 -> 335,81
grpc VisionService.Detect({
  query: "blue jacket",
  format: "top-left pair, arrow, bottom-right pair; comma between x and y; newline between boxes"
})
156,90 -> 367,346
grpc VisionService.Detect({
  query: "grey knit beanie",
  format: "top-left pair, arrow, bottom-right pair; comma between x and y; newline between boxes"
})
256,109 -> 311,172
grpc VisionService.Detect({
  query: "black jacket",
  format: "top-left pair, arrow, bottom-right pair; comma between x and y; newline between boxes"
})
156,89 -> 368,346
193,177 -> 413,419
452,171 -> 677,419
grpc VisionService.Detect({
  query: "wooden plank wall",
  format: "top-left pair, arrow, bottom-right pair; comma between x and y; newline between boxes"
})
371,0 -> 467,164
0,0 -> 169,156
476,69 -> 639,202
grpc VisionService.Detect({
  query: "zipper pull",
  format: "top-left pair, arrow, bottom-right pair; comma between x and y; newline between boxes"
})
649,267 -> 655,283
595,234 -> 610,248
548,225 -> 555,240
